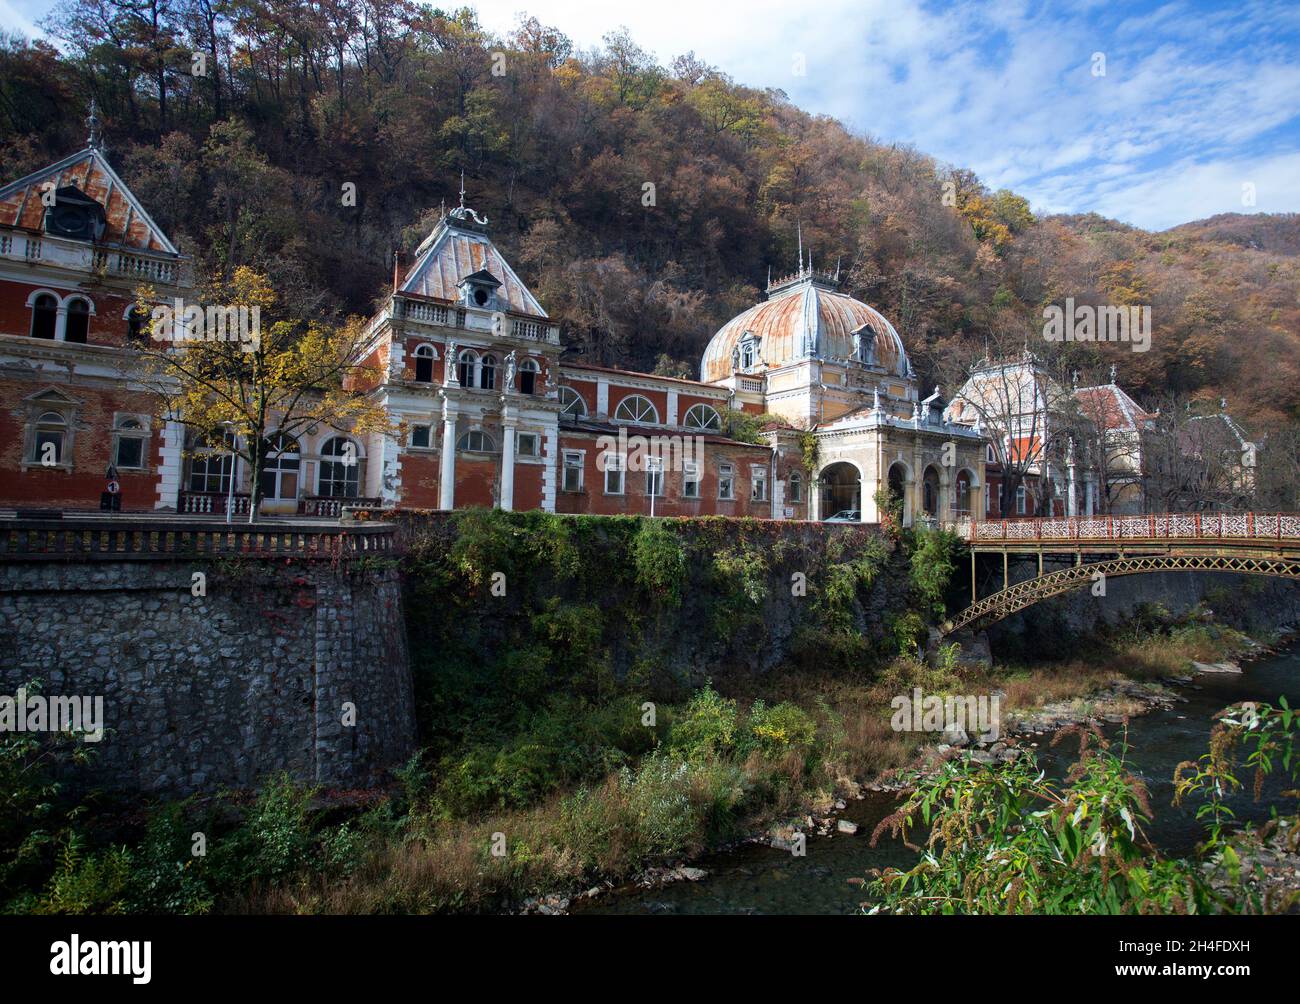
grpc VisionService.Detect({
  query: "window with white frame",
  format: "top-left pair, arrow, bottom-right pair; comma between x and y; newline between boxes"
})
682,460 -> 700,498
457,429 -> 496,453
788,472 -> 802,502
562,451 -> 584,492
413,343 -> 435,383
29,293 -> 57,340
519,358 -> 540,394
559,386 -> 587,418
457,349 -> 476,387
604,453 -> 625,494
517,431 -> 540,458
1015,485 -> 1027,515
480,354 -> 497,390
646,457 -> 663,497
751,465 -> 768,502
613,394 -> 658,424
112,415 -> 149,470
410,424 -> 432,449
318,436 -> 361,497
718,463 -> 734,500
186,429 -> 235,494
738,334 -> 757,370
28,410 -> 68,466
682,403 -> 721,431
64,297 -> 91,343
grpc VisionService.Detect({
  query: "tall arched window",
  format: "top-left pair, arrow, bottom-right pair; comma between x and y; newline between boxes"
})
519,358 -> 539,395
64,297 -> 90,343
480,354 -> 497,390
788,472 -> 803,503
30,294 -> 57,339
259,434 -> 300,502
186,429 -> 235,494
559,386 -> 586,418
318,436 -> 361,498
457,349 -> 477,387
613,394 -> 659,425
413,343 -> 435,383
30,411 -> 67,464
739,334 -> 757,370
683,403 -> 721,431
112,416 -> 149,469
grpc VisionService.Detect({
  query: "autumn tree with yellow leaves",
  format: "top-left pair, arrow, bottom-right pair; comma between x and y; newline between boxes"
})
135,267 -> 395,521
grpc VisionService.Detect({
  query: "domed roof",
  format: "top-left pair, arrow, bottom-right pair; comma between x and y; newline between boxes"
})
700,272 -> 910,383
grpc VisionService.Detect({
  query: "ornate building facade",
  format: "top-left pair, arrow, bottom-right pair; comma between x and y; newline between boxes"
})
0,141 -> 986,526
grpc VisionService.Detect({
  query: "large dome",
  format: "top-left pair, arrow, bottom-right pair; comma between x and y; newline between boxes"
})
700,276 -> 910,384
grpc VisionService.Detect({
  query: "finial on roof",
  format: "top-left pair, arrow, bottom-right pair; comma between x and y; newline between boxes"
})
797,221 -> 803,274
459,170 -> 466,210
86,99 -> 101,149
447,171 -> 489,227
1109,363 -> 1117,384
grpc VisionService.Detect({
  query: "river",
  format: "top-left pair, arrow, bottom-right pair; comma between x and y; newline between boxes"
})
583,641 -> 1300,915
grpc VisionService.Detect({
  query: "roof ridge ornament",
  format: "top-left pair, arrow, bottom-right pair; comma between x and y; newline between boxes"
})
447,170 -> 489,227
86,99 -> 101,150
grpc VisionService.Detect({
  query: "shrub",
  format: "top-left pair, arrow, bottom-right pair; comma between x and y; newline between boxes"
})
743,700 -> 817,759
666,687 -> 737,762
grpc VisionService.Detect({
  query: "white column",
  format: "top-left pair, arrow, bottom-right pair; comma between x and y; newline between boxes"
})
54,306 -> 68,341
439,406 -> 457,511
500,408 -> 516,511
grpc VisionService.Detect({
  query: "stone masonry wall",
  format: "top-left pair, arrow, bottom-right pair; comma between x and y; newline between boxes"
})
0,558 -> 415,796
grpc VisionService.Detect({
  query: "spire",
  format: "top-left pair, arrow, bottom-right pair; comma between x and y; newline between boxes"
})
459,170 -> 467,210
447,171 -> 489,227
797,221 -> 803,274
86,99 -> 101,149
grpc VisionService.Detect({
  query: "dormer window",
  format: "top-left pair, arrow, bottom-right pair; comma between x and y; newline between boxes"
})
456,268 -> 502,311
42,185 -> 107,243
738,333 -> 758,371
854,323 -> 876,365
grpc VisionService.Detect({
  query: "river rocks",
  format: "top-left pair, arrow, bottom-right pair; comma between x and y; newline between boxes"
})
940,723 -> 970,747
836,819 -> 859,835
520,893 -> 571,915
1191,660 -> 1243,674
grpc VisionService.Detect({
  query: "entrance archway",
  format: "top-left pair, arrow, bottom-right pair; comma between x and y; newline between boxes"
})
922,465 -> 942,518
819,462 -> 861,518
886,460 -> 912,525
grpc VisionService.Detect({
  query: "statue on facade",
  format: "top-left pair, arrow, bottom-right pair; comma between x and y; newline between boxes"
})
504,350 -> 517,392
444,339 -> 457,385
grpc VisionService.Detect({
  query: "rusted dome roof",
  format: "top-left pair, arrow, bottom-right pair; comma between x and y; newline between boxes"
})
700,276 -> 909,383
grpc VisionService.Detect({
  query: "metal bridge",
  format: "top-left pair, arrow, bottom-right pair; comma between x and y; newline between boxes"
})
941,513 -> 1300,634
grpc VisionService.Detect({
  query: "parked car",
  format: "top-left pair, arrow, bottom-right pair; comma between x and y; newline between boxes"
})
824,509 -> 861,523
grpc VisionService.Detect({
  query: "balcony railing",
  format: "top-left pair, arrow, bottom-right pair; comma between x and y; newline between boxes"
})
0,516 -> 398,561
298,496 -> 383,518
390,294 -> 560,344
966,512 -> 1300,543
0,228 -> 187,286
178,491 -> 251,516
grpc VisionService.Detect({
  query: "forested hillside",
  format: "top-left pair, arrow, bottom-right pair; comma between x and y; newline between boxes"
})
2,2 -> 1297,430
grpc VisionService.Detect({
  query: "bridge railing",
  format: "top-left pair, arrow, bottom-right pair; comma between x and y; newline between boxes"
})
965,513 -> 1300,543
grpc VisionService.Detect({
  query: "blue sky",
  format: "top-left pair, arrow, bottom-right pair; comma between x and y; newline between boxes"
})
5,0 -> 1298,230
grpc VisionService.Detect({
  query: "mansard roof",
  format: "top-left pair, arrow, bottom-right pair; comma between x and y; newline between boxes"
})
398,214 -> 546,318
0,147 -> 180,255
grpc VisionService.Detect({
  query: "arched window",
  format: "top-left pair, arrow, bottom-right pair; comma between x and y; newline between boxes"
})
456,429 -> 496,453
186,429 -> 235,494
739,334 -> 757,370
64,297 -> 90,343
480,354 -> 497,390
30,294 -> 57,339
457,349 -> 477,387
519,358 -> 540,395
559,386 -> 586,418
125,305 -> 148,343
112,415 -> 149,469
29,411 -> 67,464
413,343 -> 435,383
318,436 -> 361,498
259,434 -> 300,502
788,472 -> 803,503
683,403 -> 721,431
613,394 -> 659,425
